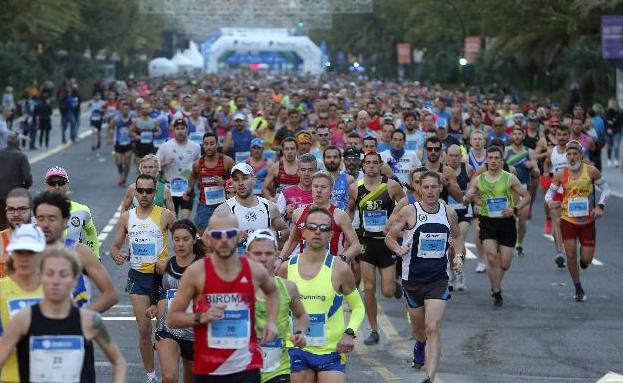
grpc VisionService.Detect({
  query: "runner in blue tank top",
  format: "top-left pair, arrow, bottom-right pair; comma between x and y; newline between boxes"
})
225,112 -> 253,163
322,146 -> 356,213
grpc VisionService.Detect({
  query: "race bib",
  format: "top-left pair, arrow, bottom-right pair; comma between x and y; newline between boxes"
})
131,241 -> 157,264
417,232 -> 448,259
363,210 -> 387,232
306,313 -> 327,347
208,309 -> 250,349
486,197 -> 508,218
568,197 -> 589,217
29,335 -> 85,383
140,131 -> 153,144
118,128 -> 131,146
7,298 -> 41,319
260,337 -> 283,372
90,113 -> 101,122
447,196 -> 465,211
170,178 -> 188,197
165,289 -> 193,313
203,186 -> 225,205
190,132 -> 203,145
235,151 -> 251,163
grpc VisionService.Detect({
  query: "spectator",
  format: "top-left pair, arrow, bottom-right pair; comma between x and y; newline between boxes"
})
605,97 -> 622,168
2,86 -> 15,129
35,97 -> 53,149
0,107 -> 9,149
0,131 -> 32,230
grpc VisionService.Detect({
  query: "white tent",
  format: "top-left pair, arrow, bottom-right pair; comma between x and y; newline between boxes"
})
183,41 -> 204,70
170,50 -> 194,73
200,28 -> 324,75
148,57 -> 178,77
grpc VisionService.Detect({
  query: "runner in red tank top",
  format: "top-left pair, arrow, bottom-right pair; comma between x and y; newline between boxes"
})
167,211 -> 280,383
262,138 -> 299,198
279,172 -> 360,265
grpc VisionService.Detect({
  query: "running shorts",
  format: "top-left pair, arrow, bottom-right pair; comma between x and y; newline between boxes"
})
359,237 -> 396,268
560,220 -> 595,247
155,330 -> 194,360
288,349 -> 346,373
478,216 -> 517,248
403,278 -> 451,309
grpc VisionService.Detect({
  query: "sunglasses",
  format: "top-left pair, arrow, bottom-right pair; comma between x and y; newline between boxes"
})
317,133 -> 329,137
46,179 -> 67,187
136,188 -> 155,195
426,147 -> 441,152
207,228 -> 240,239
305,223 -> 332,233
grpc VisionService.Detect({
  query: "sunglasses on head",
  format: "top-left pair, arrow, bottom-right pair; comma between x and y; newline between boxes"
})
46,179 -> 67,187
207,228 -> 240,239
136,188 -> 155,195
305,223 -> 332,233
426,146 -> 441,152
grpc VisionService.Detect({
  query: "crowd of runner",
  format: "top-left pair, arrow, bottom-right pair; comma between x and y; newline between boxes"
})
0,73 -> 614,383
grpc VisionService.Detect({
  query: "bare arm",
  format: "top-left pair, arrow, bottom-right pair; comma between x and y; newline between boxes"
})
184,160 -> 199,199
509,174 -> 531,211
223,131 -> 233,154
252,262 -> 279,344
163,185 -> 175,213
262,163 -> 278,199
443,167 -> 463,202
110,212 -> 129,265
269,202 -> 289,232
78,244 -> 118,312
90,312 -> 127,383
335,210 -> 360,261
286,281 -> 308,335
347,181 -> 357,218
168,262 -> 201,328
388,179 -> 406,203
0,309 -> 30,367
385,205 -> 413,257
121,185 -> 135,211
279,209 -> 301,262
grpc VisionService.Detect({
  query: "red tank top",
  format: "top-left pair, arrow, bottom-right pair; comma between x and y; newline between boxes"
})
198,154 -> 228,205
296,204 -> 343,256
193,257 -> 262,376
0,230 -> 9,278
275,160 -> 299,191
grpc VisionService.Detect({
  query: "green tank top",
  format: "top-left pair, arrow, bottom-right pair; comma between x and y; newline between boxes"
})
287,252 -> 344,355
255,277 -> 291,382
478,171 -> 514,218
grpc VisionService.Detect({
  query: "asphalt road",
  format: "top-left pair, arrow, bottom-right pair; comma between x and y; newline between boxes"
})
27,136 -> 623,383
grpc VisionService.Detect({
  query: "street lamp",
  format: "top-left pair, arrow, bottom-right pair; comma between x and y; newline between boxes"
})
459,57 -> 468,66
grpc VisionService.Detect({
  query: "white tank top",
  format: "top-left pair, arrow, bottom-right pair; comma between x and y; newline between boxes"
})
550,146 -> 568,174
128,207 -> 165,271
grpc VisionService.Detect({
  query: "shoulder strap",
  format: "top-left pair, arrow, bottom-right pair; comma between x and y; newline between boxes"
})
358,181 -> 389,210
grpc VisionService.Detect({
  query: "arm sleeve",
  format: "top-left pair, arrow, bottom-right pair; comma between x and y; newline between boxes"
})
344,289 -> 365,333
594,178 -> 610,206
83,212 -> 100,259
544,183 -> 558,203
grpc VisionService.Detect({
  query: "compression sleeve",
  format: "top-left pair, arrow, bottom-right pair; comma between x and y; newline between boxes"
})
345,289 -> 365,333
84,216 -> 101,259
544,183 -> 558,203
594,178 -> 610,206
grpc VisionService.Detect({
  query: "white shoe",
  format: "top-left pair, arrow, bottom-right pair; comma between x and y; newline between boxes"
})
455,274 -> 466,291
608,159 -> 612,167
475,261 -> 487,273
615,159 -> 620,167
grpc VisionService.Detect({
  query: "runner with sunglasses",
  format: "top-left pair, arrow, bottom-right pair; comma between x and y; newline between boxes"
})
421,137 -> 463,204
168,211 -> 280,383
111,174 -> 175,383
120,154 -> 175,212
147,219 -> 204,383
44,166 -> 100,259
355,151 -> 405,346
277,207 -> 364,383
246,229 -> 309,383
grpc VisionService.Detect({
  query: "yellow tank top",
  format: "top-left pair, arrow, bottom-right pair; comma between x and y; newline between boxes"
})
561,164 -> 594,225
128,206 -> 169,273
0,277 -> 43,382
287,252 -> 344,355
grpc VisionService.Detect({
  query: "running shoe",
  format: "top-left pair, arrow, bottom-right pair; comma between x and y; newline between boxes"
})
117,177 -> 126,186
412,340 -> 426,369
555,254 -> 566,268
145,377 -> 159,383
363,330 -> 380,345
492,291 -> 503,308
455,273 -> 466,291
515,245 -> 524,257
421,377 -> 432,383
475,261 -> 487,273
394,281 -> 403,299
544,217 -> 552,235
574,290 -> 587,302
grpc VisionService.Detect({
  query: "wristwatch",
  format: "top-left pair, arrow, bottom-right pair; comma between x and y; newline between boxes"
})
598,203 -> 605,210
513,207 -> 518,215
193,312 -> 201,325
344,328 -> 356,338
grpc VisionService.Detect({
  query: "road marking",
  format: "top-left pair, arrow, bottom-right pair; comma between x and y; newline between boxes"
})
597,371 -> 623,382
97,205 -> 122,243
95,361 -> 143,367
102,316 -> 156,321
542,234 -> 603,265
30,129 -> 92,164
465,242 -> 478,259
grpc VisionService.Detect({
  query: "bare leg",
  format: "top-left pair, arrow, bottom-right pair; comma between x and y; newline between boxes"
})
423,299 -> 447,381
130,294 -> 155,373
361,261 -> 378,331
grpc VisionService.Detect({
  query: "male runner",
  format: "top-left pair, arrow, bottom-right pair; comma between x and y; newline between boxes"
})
356,151 -> 405,345
545,140 -> 610,301
111,174 -> 175,382
281,171 -> 360,262
505,126 -> 539,256
279,154 -> 316,221
156,118 -> 201,218
246,229 -> 309,383
263,138 -> 300,198
185,132 -> 234,233
247,138 -> 272,196
422,137 -> 463,203
546,125 -> 570,267
0,188 -> 32,278
107,101 -> 134,185
44,166 -> 100,258
380,129 -> 421,187
403,112 -> 426,159
464,146 -> 531,307
277,207 -> 365,383
467,130 -> 489,272
120,154 -> 175,212
224,112 -> 254,163
322,146 -> 357,213
168,211 -> 280,383
214,163 -> 289,255
385,171 -> 460,383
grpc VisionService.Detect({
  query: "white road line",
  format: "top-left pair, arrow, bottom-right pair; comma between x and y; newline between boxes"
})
542,234 -> 604,266
30,129 -> 92,164
102,316 -> 156,321
98,206 -> 122,243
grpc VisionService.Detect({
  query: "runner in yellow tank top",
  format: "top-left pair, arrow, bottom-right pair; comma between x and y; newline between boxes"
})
545,140 -> 610,302
277,206 -> 364,383
0,224 -> 45,383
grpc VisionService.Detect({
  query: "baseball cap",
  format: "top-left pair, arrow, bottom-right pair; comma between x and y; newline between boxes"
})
435,118 -> 448,129
296,131 -> 312,144
382,112 -> 394,121
233,112 -> 246,121
341,114 -> 353,123
7,224 -> 46,253
173,118 -> 187,127
246,229 -> 278,250
45,166 -> 69,182
566,140 -> 583,152
514,112 -> 524,119
231,163 -> 254,176
250,138 -> 264,148
343,146 -> 360,159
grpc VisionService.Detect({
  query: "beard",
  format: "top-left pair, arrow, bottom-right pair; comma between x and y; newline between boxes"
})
324,162 -> 340,172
